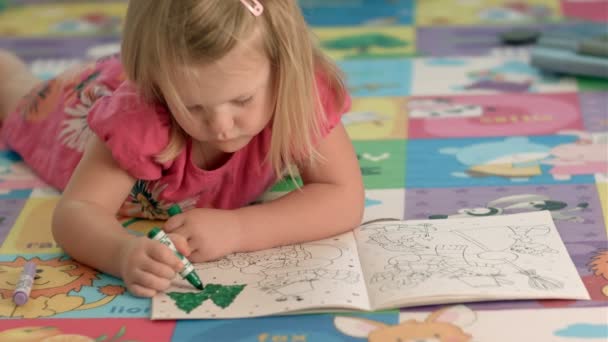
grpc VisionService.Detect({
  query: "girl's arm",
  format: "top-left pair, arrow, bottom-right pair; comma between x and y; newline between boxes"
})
234,123 -> 364,252
52,136 -> 185,297
52,136 -> 139,277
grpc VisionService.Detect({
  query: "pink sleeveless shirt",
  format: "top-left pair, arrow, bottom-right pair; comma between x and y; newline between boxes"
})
1,56 -> 351,219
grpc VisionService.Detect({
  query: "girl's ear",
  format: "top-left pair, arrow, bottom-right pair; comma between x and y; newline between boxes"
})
334,316 -> 388,338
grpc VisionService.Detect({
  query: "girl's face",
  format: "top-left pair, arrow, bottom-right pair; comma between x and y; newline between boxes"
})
170,34 -> 274,154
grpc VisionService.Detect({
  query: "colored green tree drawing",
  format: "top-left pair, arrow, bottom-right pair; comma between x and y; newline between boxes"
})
167,283 -> 246,313
322,33 -> 408,56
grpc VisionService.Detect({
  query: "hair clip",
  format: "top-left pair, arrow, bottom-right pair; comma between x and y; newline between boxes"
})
240,0 -> 264,17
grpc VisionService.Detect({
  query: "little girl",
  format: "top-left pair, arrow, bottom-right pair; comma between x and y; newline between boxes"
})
0,0 -> 364,297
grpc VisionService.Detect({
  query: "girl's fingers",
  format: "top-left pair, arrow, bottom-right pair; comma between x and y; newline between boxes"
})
128,283 -> 157,298
147,242 -> 184,272
167,232 -> 191,256
164,214 -> 186,232
132,268 -> 172,292
188,248 -> 215,263
140,258 -> 177,279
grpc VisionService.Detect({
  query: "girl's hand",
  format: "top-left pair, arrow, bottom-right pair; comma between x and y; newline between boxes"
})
163,208 -> 243,263
118,234 -> 190,297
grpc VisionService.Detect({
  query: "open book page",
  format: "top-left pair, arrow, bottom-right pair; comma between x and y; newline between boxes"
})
152,231 -> 371,319
354,211 -> 590,310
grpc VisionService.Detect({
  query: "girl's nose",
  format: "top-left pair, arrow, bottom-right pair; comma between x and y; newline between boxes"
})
207,114 -> 234,139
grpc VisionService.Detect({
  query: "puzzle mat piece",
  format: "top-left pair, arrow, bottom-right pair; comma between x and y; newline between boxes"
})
261,187 -> 406,225
270,139 -> 406,192
561,0 -> 608,22
300,0 -> 414,26
338,58 -> 412,97
0,2 -> 126,36
400,306 -> 608,341
405,183 -> 605,244
344,96 -> 407,140
406,92 -> 584,139
357,139 -> 407,189
416,0 -> 563,26
411,55 -> 578,96
0,254 -> 150,319
577,76 -> 608,92
0,150 -> 49,190
168,305 -> 608,340
0,199 -> 26,249
579,92 -> 608,132
362,188 -> 406,223
314,25 -> 415,60
0,197 -> 61,255
598,182 -> 608,236
0,189 -> 31,200
0,36 -> 120,63
0,35 -> 120,79
0,318 -> 174,341
417,19 -> 608,59
416,23 -> 568,57
170,310 -> 397,340
406,134 -> 601,188
0,195 -> 166,255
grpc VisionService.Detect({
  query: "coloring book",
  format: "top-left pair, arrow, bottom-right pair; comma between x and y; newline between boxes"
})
151,211 -> 589,319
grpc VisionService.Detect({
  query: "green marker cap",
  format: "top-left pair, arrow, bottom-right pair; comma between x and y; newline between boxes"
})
185,272 -> 204,290
168,205 -> 182,217
147,227 -> 162,239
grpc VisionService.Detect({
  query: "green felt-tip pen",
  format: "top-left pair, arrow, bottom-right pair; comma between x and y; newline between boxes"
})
147,227 -> 204,290
147,205 -> 204,290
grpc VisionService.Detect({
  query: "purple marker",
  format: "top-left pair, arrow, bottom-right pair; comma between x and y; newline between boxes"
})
13,261 -> 36,306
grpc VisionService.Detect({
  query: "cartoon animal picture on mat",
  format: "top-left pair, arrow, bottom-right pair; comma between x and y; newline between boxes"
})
441,133 -> 607,182
542,131 -> 608,181
407,94 -> 582,139
342,111 -> 390,126
588,249 -> 608,299
478,2 -> 552,22
408,98 -> 483,119
440,137 -> 551,181
334,305 -> 475,342
0,256 -> 126,318
457,61 -> 557,93
428,193 -> 589,223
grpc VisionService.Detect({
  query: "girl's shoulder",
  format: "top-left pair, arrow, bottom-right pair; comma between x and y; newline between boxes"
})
314,70 -> 352,136
86,80 -> 173,180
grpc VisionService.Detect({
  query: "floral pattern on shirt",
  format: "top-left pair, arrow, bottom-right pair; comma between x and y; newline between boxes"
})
19,78 -> 63,122
59,83 -> 112,152
120,180 -> 198,219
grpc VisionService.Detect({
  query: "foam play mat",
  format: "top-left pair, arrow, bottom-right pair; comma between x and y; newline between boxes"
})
0,0 -> 607,340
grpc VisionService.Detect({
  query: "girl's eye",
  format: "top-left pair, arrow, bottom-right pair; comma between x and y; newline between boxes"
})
233,96 -> 253,106
187,105 -> 204,113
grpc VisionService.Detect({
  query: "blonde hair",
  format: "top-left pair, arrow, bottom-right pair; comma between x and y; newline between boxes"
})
121,0 -> 347,179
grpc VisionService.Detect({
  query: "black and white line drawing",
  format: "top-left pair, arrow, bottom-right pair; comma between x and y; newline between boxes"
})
204,244 -> 361,302
360,221 -> 564,292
